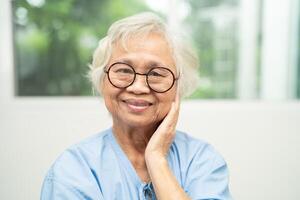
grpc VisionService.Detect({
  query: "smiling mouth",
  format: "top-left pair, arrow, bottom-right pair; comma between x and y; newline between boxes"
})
122,99 -> 153,112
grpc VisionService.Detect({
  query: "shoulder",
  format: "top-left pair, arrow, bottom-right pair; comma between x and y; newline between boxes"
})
172,130 -> 227,178
172,131 -> 232,199
44,128 -> 113,182
41,129 -> 113,199
173,130 -> 221,160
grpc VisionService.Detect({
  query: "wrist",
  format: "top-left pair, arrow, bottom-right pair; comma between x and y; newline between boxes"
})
145,151 -> 167,167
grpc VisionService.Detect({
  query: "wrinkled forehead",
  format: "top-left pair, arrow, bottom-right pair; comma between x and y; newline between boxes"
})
109,33 -> 176,71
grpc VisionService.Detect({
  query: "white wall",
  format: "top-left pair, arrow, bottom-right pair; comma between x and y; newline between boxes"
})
0,99 -> 300,200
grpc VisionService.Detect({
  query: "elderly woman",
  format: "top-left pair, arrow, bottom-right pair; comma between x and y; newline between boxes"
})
41,12 -> 232,200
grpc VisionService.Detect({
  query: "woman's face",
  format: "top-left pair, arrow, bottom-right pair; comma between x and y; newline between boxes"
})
102,33 -> 177,129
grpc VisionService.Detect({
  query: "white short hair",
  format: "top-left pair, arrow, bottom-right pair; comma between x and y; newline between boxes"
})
88,12 -> 199,98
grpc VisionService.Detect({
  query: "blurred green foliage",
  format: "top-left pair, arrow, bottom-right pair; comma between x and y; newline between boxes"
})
13,0 -> 240,98
13,0 -> 150,95
185,0 -> 239,98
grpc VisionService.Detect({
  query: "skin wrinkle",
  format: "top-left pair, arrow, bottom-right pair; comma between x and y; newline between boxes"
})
41,13 -> 232,200
102,33 -> 177,184
90,14 -> 200,99
101,31 -> 192,199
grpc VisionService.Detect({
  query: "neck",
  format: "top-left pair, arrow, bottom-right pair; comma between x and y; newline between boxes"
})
112,120 -> 158,155
111,119 -> 159,183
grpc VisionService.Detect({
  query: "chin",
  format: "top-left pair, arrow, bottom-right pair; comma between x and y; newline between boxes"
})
123,117 -> 157,129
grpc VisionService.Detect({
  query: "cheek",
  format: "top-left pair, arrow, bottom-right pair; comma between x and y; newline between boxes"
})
103,95 -> 113,113
160,103 -> 172,117
102,82 -> 119,113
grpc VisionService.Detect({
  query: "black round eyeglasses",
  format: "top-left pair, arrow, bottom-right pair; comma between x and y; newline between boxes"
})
104,62 -> 179,93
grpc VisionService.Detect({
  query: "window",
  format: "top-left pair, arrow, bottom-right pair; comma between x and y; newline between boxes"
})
297,2 -> 300,98
12,0 -> 299,99
13,0 -> 152,96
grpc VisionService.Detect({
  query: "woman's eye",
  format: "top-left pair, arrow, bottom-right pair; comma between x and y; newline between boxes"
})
148,71 -> 163,77
116,68 -> 133,74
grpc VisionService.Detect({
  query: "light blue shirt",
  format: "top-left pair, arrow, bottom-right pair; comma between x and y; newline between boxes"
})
41,128 -> 232,199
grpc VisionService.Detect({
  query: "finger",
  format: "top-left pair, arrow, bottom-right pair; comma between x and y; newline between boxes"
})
164,102 -> 179,124
167,91 -> 181,121
157,100 -> 180,133
174,91 -> 180,111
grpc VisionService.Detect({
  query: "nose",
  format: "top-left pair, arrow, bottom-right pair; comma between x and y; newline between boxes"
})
126,74 -> 150,94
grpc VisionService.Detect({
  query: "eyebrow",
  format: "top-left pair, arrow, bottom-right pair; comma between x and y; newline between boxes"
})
113,58 -> 168,69
113,58 -> 134,66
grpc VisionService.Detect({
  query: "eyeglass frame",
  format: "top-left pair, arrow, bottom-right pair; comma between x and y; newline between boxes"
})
104,62 -> 179,93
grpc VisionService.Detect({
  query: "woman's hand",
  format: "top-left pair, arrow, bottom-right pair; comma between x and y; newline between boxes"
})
145,92 -> 180,159
145,93 -> 191,200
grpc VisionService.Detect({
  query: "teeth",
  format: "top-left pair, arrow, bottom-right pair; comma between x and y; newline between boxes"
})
127,102 -> 148,107
130,102 -> 148,106
124,99 -> 151,111
129,104 -> 147,108
125,100 -> 150,106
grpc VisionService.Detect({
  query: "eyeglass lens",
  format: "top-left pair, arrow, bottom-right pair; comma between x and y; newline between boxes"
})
107,63 -> 175,93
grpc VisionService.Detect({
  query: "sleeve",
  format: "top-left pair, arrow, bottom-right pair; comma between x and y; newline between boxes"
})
184,145 -> 233,200
40,148 -> 104,200
40,176 -> 92,200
